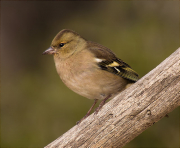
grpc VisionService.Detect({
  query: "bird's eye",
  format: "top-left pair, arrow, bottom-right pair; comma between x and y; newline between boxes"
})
59,43 -> 64,47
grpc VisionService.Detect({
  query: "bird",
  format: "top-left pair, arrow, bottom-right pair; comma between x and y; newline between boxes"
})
42,29 -> 139,124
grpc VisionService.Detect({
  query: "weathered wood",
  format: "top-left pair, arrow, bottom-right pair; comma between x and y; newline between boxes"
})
45,47 -> 180,148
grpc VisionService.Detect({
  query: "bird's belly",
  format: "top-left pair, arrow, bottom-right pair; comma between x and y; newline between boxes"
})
60,69 -> 128,100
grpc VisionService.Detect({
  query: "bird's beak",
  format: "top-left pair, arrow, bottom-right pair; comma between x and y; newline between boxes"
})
42,47 -> 56,55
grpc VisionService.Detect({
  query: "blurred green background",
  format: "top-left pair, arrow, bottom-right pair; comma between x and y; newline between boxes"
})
1,1 -> 179,148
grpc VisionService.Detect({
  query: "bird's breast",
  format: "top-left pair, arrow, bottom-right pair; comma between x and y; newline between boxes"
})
53,52 -> 128,100
54,56 -> 101,99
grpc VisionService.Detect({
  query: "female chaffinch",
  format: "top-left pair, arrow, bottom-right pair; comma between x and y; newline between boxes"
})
43,29 -> 139,123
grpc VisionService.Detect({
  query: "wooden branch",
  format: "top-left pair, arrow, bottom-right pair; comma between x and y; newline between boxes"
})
45,47 -> 180,148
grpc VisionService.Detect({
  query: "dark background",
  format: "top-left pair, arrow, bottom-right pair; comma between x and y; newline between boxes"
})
1,1 -> 179,148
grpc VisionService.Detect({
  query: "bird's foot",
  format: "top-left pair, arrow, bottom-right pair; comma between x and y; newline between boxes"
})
76,115 -> 88,125
94,95 -> 111,115
94,105 -> 102,115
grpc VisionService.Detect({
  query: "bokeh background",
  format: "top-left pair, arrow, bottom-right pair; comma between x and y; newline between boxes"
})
1,1 -> 179,148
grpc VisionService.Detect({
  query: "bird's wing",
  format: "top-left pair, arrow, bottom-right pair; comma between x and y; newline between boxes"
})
87,41 -> 139,82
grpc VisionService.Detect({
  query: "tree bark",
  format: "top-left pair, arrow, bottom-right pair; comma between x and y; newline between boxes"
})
45,47 -> 180,148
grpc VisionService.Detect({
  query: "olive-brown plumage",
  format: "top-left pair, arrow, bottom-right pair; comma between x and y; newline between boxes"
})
43,29 -> 138,123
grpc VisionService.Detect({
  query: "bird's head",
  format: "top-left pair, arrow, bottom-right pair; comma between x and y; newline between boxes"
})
43,29 -> 86,59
